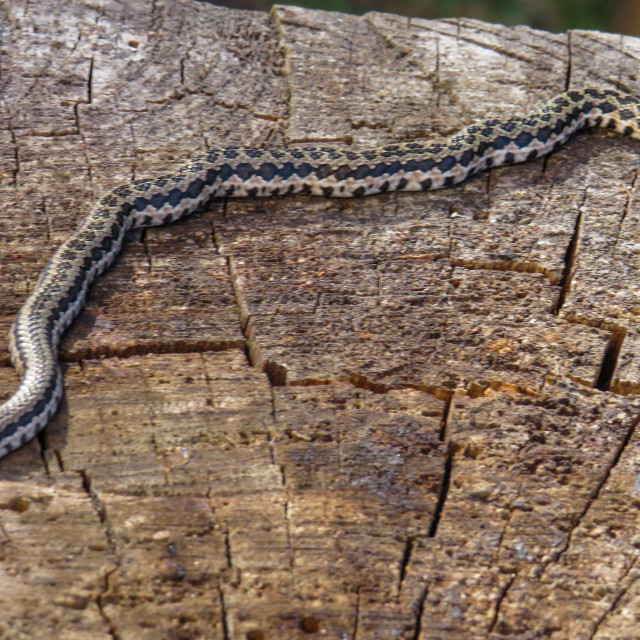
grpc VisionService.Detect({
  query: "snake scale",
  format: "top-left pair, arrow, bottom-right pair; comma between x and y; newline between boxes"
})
1,87 -> 639,460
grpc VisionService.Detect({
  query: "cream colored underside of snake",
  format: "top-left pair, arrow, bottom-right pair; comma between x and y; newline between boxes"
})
1,87 -> 639,459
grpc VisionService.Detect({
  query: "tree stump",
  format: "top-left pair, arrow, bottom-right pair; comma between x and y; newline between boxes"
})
1,1 -> 640,638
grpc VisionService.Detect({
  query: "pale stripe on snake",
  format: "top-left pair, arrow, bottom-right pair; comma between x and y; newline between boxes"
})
1,87 -> 639,460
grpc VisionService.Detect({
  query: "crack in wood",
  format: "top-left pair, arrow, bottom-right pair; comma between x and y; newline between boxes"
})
410,585 -> 428,640
62,339 -> 245,363
397,535 -> 415,595
263,359 -> 288,386
7,117 -> 19,188
553,209 -> 582,315
351,587 -> 361,640
439,392 -> 453,441
224,530 -> 233,570
97,566 -> 121,640
87,54 -> 93,104
487,572 -> 517,635
450,256 -> 560,285
565,31 -> 573,91
595,328 -> 626,391
588,554 -> 639,639
428,449 -> 452,538
218,585 -> 231,640
613,167 -> 639,253
544,408 -> 640,572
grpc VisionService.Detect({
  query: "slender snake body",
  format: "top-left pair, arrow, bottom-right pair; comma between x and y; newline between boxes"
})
1,87 -> 639,459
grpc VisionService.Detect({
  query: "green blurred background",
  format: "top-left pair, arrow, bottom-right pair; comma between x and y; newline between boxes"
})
204,0 -> 640,35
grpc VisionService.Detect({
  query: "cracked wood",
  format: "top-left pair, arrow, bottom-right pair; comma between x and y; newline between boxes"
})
1,1 -> 640,639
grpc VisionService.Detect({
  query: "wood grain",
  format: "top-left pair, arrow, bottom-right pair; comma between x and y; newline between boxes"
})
1,1 -> 640,638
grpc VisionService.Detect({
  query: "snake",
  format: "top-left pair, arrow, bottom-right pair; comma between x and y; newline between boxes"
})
0,87 -> 639,460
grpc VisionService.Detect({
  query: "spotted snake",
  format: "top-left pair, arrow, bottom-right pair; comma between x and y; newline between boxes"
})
1,87 -> 639,460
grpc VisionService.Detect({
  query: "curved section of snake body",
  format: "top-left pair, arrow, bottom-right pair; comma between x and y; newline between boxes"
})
1,87 -> 640,459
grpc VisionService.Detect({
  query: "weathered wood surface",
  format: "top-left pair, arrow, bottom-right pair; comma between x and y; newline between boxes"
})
1,1 -> 640,638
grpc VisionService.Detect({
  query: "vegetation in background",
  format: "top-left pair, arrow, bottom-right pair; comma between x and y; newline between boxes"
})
206,0 -> 639,35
